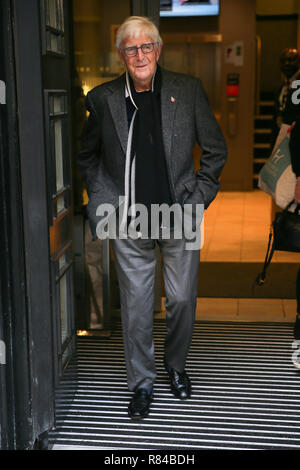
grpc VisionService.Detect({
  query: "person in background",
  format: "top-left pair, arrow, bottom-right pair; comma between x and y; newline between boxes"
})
271,48 -> 300,148
282,86 -> 300,341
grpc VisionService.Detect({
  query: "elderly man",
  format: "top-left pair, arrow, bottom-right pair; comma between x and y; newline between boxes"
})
78,16 -> 227,420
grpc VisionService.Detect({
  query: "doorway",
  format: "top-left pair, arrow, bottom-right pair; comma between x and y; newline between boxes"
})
71,0 -> 131,335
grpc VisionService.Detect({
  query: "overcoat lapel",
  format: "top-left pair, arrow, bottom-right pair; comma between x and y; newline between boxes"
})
160,70 -> 180,161
106,69 -> 180,159
107,74 -> 128,156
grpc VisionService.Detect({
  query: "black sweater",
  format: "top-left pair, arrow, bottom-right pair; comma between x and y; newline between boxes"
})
125,92 -> 173,210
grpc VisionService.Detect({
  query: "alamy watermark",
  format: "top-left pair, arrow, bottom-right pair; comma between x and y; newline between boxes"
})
292,340 -> 300,369
0,340 -> 6,365
291,80 -> 300,105
94,197 -> 204,251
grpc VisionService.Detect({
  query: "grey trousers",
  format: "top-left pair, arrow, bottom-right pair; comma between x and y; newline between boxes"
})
111,235 -> 200,392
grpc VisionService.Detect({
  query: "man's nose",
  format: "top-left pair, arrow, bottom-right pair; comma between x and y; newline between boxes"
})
136,47 -> 144,60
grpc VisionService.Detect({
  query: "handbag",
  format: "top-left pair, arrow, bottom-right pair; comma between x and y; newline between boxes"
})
255,201 -> 300,286
258,133 -> 296,209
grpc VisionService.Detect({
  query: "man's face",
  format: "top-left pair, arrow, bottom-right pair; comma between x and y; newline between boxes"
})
280,49 -> 299,79
118,33 -> 162,91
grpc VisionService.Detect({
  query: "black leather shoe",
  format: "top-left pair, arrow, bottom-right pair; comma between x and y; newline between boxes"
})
128,388 -> 153,420
165,360 -> 191,399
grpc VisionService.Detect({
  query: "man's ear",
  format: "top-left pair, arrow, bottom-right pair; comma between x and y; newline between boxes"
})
156,44 -> 163,62
117,48 -> 125,66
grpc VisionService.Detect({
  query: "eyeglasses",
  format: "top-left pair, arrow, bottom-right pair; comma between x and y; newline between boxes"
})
123,42 -> 156,57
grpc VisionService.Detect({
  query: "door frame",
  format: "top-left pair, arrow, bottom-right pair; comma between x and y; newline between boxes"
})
0,0 -> 46,450
0,0 -> 162,450
0,0 -> 57,449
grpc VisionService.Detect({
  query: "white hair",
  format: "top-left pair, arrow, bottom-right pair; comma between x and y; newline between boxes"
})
115,16 -> 163,49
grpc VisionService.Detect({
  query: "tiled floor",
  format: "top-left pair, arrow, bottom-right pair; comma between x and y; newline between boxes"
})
157,191 -> 300,323
201,190 -> 300,263
156,297 -> 297,323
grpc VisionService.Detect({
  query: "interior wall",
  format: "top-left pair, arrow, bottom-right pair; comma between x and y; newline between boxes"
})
256,0 -> 298,15
219,0 -> 256,191
256,0 -> 298,94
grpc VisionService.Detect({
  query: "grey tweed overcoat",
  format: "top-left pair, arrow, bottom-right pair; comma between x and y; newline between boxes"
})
77,67 -> 227,239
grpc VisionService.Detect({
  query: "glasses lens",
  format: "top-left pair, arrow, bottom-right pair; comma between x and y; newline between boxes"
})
125,46 -> 137,56
124,43 -> 154,57
141,43 -> 154,54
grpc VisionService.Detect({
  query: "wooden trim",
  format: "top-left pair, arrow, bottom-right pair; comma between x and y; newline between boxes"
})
255,35 -> 261,117
161,32 -> 222,44
73,16 -> 101,23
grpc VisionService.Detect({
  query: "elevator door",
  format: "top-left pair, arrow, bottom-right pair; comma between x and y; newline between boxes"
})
160,38 -> 222,116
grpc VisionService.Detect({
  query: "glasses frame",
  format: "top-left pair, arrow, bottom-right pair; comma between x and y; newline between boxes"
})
123,42 -> 157,57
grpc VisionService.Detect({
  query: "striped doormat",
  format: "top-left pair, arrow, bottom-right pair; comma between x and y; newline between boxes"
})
49,320 -> 300,450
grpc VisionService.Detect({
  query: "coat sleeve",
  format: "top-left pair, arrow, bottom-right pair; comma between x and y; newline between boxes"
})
289,119 -> 300,177
193,79 -> 227,208
283,91 -> 300,177
77,92 -> 102,193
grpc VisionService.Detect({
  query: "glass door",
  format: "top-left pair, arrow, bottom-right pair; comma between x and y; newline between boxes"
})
72,0 -> 131,333
41,0 -> 75,380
